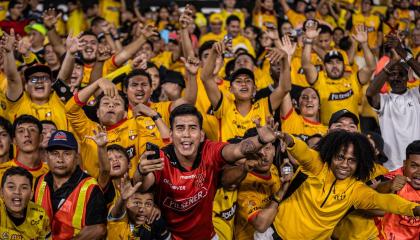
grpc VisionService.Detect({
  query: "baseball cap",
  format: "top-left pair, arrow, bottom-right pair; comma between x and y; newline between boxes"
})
328,109 -> 359,127
24,23 -> 47,36
229,68 -> 255,82
47,130 -> 78,151
23,64 -> 52,81
209,13 -> 223,23
324,50 -> 344,63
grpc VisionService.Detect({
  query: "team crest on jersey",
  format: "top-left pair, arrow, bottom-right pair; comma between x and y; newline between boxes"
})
126,145 -> 136,159
45,111 -> 52,118
128,130 -> 138,140
194,173 -> 205,188
328,89 -> 353,101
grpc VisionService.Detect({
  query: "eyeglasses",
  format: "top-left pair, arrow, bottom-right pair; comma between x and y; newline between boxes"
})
28,76 -> 51,84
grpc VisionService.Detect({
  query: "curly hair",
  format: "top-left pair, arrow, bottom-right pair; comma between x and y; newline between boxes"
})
316,130 -> 375,182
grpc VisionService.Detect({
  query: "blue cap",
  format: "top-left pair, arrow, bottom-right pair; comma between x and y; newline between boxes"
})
47,130 -> 78,151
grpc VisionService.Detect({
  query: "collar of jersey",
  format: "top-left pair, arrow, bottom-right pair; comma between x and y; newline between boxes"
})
13,159 -> 43,171
162,141 -> 206,172
106,118 -> 128,131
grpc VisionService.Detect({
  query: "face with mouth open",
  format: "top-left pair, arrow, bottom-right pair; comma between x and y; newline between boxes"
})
1,175 -> 32,218
80,34 -> 98,63
97,95 -> 127,126
126,75 -> 152,106
25,72 -> 52,103
127,192 -> 154,225
298,88 -> 320,118
230,74 -> 256,101
325,58 -> 344,80
13,123 -> 42,153
108,150 -> 129,177
69,63 -> 84,89
171,115 -> 205,161
404,154 -> 420,190
331,144 -> 357,180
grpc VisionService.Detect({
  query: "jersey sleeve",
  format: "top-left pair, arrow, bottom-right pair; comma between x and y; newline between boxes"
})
214,93 -> 232,120
206,141 -> 228,172
352,183 -> 419,217
102,55 -> 119,76
238,190 -> 264,223
65,93 -> 97,138
287,136 -> 324,175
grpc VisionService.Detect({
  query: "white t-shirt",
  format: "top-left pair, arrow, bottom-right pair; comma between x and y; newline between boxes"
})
377,88 -> 420,170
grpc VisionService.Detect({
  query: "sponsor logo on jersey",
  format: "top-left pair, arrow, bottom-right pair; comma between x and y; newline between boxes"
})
328,89 -> 353,101
163,187 -> 208,211
216,202 -> 238,221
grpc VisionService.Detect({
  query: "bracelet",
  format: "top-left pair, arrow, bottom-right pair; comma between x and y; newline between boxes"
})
151,113 -> 162,121
270,194 -> 282,205
257,135 -> 269,145
303,38 -> 313,44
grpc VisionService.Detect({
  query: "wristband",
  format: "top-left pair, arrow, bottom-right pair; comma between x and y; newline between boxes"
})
151,113 -> 162,121
303,38 -> 313,44
270,194 -> 282,205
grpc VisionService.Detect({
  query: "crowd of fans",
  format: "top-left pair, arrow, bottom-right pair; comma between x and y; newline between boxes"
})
0,0 -> 419,239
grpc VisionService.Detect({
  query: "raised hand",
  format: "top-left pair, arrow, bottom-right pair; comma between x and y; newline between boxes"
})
212,41 -> 226,56
138,151 -> 164,175
147,206 -> 162,224
17,36 -> 32,56
42,8 -> 62,30
132,53 -> 148,70
181,56 -> 200,75
351,24 -> 368,43
390,175 -> 409,192
97,78 -> 118,97
304,20 -> 320,40
0,29 -> 16,53
254,117 -> 280,144
66,32 -> 84,54
86,126 -> 108,147
118,173 -> 143,201
266,48 -> 286,64
279,35 -> 297,58
386,33 -> 408,59
179,4 -> 194,29
133,103 -> 157,117
136,23 -> 159,39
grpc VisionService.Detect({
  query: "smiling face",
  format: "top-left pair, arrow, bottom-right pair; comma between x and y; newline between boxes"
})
47,149 -> 78,177
227,20 -> 240,38
331,144 -> 357,180
298,88 -> 320,118
171,115 -> 205,161
404,154 -> 420,190
25,72 -> 52,102
80,34 -> 98,62
259,32 -> 273,48
0,126 -> 11,158
97,95 -> 126,126
126,75 -> 152,106
69,63 -> 84,88
230,74 -> 255,101
325,59 -> 344,79
108,150 -> 129,177
1,175 -> 32,217
127,192 -> 154,225
13,123 -> 42,153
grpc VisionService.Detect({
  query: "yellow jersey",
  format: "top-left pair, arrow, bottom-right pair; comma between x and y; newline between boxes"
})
7,91 -> 69,131
151,51 -> 172,69
235,166 -> 281,240
281,108 -> 328,141
214,94 -> 272,142
286,10 -> 306,28
313,71 -> 362,125
65,96 -> 141,178
0,90 -> 8,118
220,9 -> 245,29
232,35 -> 256,58
352,13 -> 381,49
81,56 -> 119,87
0,160 -> 49,189
0,1 -> 9,21
332,163 -> 389,240
252,12 -> 278,30
107,214 -> 170,239
273,137 -> 418,240
0,199 -> 51,239
99,0 -> 121,27
66,9 -> 88,35
213,188 -> 238,240
290,49 -> 323,88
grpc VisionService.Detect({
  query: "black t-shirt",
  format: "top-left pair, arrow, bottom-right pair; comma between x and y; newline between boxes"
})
133,217 -> 171,240
34,167 -> 107,225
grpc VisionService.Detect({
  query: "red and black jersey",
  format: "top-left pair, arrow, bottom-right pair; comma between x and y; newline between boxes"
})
154,140 -> 227,240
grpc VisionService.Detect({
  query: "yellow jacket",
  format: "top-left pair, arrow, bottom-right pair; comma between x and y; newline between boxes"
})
273,137 -> 419,240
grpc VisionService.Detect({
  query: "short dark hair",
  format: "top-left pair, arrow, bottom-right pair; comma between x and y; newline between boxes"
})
0,116 -> 12,138
319,24 -> 333,35
199,40 -> 216,60
1,167 -> 33,188
96,91 -> 129,111
40,120 -> 57,128
12,115 -> 42,138
226,15 -> 240,26
91,16 -> 106,27
146,61 -> 158,72
80,30 -> 98,39
169,104 -> 203,129
124,69 -> 153,89
316,130 -> 375,181
406,140 -> 420,160
107,144 -> 130,163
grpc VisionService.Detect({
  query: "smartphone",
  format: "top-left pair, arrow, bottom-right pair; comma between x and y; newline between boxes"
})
223,34 -> 234,58
146,142 -> 160,160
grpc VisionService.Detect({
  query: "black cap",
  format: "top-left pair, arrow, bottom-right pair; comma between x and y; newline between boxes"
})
229,68 -> 255,82
46,130 -> 78,151
23,64 -> 52,81
324,50 -> 344,63
329,109 -> 359,127
304,5 -> 316,13
161,70 -> 185,88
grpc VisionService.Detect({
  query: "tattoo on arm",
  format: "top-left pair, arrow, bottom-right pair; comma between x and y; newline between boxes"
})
240,139 -> 257,156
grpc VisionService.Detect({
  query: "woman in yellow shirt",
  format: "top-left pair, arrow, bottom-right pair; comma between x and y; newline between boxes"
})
252,0 -> 278,29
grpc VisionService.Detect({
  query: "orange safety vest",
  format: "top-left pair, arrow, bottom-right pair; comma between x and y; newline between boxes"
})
34,174 -> 98,240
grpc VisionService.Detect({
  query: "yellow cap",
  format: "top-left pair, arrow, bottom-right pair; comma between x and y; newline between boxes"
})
209,13 -> 223,24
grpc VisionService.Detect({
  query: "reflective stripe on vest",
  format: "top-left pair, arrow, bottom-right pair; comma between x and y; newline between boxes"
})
72,178 -> 97,235
35,178 -> 47,206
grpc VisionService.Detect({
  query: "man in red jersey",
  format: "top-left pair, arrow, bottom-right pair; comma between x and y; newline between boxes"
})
135,104 -> 280,240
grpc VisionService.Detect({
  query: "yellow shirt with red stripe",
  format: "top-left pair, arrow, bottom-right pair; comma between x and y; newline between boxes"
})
332,163 -> 389,240
0,199 -> 51,239
252,12 -> 278,30
7,91 -> 69,131
81,56 -> 119,87
286,10 -> 306,28
212,188 -> 238,240
99,0 -> 121,27
65,94 -> 141,178
0,159 -> 49,188
66,9 -> 88,35
235,166 -> 281,240
313,71 -> 362,125
352,13 -> 381,49
281,108 -> 328,141
215,93 -> 272,142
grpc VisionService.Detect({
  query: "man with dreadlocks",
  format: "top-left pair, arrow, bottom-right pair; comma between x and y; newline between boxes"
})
257,130 -> 420,239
